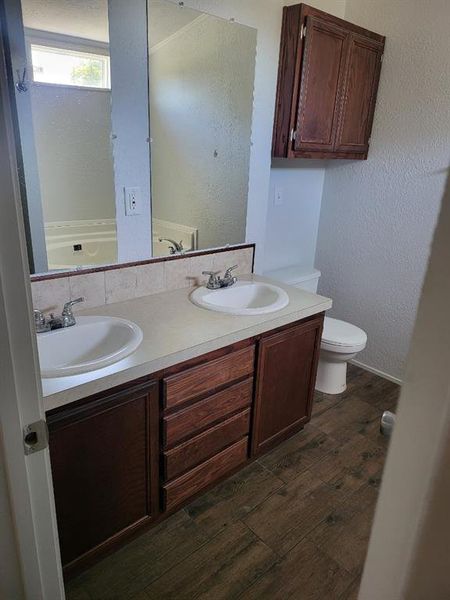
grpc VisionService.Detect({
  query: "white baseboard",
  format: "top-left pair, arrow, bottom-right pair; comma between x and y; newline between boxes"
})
350,359 -> 402,386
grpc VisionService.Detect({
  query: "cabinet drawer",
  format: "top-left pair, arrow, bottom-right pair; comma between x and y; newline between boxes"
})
163,437 -> 248,511
164,346 -> 255,410
163,378 -> 253,447
164,409 -> 250,481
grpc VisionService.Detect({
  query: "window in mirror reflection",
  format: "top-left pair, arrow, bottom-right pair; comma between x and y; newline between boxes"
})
31,44 -> 111,89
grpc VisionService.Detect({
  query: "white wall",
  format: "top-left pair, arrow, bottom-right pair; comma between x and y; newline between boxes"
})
263,0 -> 346,274
109,0 -> 152,264
150,12 -> 256,250
31,85 -> 116,222
359,175 -> 450,600
265,161 -> 325,272
315,0 -> 450,380
168,0 -> 345,273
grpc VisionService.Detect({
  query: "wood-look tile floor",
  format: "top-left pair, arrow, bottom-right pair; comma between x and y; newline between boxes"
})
66,365 -> 400,600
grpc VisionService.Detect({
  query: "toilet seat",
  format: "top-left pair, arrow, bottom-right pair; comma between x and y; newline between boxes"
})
321,317 -> 367,354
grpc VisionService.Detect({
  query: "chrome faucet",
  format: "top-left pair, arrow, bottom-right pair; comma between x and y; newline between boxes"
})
34,297 -> 84,333
159,238 -> 184,255
34,309 -> 50,333
202,265 -> 239,290
202,271 -> 222,290
221,265 -> 238,288
61,298 -> 85,327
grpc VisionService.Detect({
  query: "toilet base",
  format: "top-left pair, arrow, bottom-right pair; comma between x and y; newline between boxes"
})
315,349 -> 358,395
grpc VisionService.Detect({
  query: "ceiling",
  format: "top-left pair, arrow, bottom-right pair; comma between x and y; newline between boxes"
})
22,0 -> 110,42
148,1 -> 200,48
21,0 -> 202,46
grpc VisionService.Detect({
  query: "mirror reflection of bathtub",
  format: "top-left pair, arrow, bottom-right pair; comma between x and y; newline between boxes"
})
44,218 -> 198,270
152,218 -> 198,258
44,220 -> 117,270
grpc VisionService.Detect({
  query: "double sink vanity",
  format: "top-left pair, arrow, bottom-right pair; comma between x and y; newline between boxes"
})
38,268 -> 331,576
3,0 -> 383,586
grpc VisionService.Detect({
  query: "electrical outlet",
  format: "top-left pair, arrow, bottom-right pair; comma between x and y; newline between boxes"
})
124,187 -> 141,216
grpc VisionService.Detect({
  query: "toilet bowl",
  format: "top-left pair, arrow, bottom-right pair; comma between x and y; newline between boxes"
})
316,317 -> 367,394
264,266 -> 367,395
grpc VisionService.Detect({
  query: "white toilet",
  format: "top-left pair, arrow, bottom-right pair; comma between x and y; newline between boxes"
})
265,266 -> 367,395
316,316 -> 367,394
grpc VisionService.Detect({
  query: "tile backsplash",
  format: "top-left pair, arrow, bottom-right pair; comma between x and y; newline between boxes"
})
31,247 -> 254,314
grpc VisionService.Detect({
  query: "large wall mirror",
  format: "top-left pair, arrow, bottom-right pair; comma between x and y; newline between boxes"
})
4,0 -> 257,275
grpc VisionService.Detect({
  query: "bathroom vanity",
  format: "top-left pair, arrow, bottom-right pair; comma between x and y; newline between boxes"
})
42,277 -> 330,576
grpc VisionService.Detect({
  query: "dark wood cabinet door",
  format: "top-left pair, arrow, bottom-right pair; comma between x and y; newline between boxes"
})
47,381 -> 159,572
251,317 -> 323,456
272,3 -> 385,160
294,16 -> 348,153
334,33 -> 384,155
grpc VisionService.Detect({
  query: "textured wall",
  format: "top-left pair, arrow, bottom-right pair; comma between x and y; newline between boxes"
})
264,0 -> 346,273
31,85 -> 116,222
265,162 -> 325,272
150,12 -> 256,250
316,0 -> 450,380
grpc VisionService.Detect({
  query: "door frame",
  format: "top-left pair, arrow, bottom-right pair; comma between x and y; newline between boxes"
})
0,13 -> 65,599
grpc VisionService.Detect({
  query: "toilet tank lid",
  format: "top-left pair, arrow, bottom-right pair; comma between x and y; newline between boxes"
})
264,266 -> 321,286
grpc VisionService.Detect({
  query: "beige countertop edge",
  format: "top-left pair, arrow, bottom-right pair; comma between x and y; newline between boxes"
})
42,280 -> 332,413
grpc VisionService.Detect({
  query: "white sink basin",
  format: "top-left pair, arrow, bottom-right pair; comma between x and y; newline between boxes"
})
190,281 -> 289,316
38,316 -> 143,378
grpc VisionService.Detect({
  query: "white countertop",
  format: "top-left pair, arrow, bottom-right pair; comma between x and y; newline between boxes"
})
42,276 -> 332,412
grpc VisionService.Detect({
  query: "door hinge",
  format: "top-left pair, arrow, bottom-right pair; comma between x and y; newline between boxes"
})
290,129 -> 297,142
300,24 -> 307,39
380,53 -> 384,63
23,420 -> 49,455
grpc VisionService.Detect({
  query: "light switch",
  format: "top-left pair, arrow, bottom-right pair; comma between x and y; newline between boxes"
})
274,186 -> 283,206
124,187 -> 142,216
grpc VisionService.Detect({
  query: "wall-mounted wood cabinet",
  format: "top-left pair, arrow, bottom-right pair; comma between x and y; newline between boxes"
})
272,3 -> 385,160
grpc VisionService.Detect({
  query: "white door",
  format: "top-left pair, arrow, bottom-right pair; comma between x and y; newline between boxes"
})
0,18 -> 65,600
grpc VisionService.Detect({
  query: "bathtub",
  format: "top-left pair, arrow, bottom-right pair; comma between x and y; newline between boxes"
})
44,218 -> 199,269
152,218 -> 198,257
45,220 -> 118,270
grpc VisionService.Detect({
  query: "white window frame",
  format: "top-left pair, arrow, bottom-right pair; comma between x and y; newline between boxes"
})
25,28 -> 111,92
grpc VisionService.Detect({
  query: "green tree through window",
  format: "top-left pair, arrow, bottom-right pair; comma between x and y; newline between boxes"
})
71,60 -> 103,86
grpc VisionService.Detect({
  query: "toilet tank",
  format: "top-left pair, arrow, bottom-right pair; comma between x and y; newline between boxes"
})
264,266 -> 321,293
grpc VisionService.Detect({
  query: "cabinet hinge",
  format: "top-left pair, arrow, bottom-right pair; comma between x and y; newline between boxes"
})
23,420 -> 49,455
300,24 -> 307,39
290,129 -> 297,142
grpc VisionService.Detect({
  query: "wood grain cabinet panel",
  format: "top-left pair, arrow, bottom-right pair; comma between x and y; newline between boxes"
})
295,16 -> 348,152
164,346 -> 255,410
163,378 -> 253,447
163,409 -> 251,481
163,438 -> 249,511
334,33 -> 384,154
252,316 -> 323,456
47,381 -> 159,572
273,3 -> 385,160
